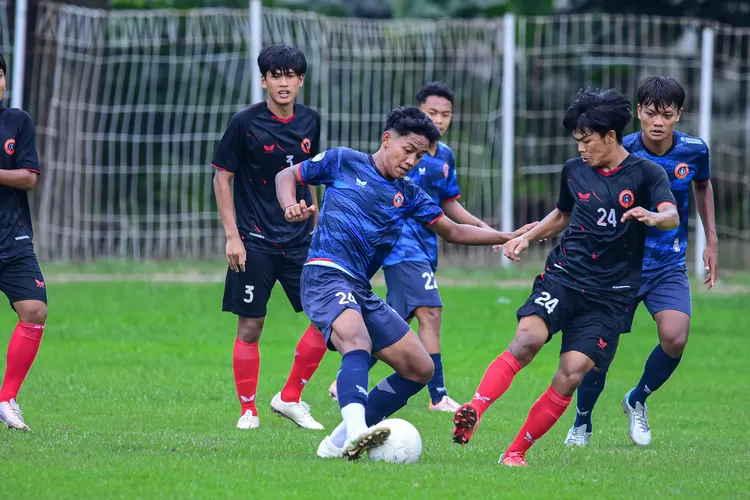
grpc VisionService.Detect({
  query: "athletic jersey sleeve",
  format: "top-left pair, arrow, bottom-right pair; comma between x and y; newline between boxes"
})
310,111 -> 322,157
406,180 -> 444,226
643,161 -> 677,209
298,148 -> 339,186
211,113 -> 244,173
442,149 -> 460,201
556,161 -> 575,213
694,143 -> 711,183
14,112 -> 41,174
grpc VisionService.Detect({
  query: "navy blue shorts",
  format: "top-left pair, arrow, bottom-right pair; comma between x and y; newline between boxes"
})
0,244 -> 47,309
383,260 -> 442,320
621,267 -> 691,333
301,264 -> 411,353
516,275 -> 624,371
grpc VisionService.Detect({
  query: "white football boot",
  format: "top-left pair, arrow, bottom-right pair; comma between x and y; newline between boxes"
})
236,409 -> 260,430
270,392 -> 324,430
564,424 -> 591,446
429,395 -> 461,413
622,390 -> 652,447
342,426 -> 391,461
317,436 -> 345,458
0,399 -> 30,431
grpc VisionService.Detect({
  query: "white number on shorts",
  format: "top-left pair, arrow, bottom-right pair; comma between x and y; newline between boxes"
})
336,291 -> 357,305
286,155 -> 295,168
597,208 -> 617,228
422,271 -> 438,290
534,292 -> 559,314
243,285 -> 255,303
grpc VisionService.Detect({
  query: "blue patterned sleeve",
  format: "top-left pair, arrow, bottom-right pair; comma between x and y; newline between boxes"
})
406,180 -> 444,226
695,143 -> 711,183
442,149 -> 461,201
298,148 -> 339,186
643,161 -> 677,209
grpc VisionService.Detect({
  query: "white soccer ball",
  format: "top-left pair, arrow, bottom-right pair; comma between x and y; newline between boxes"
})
366,418 -> 423,464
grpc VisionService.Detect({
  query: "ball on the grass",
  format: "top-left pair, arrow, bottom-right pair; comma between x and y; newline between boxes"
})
366,418 -> 422,464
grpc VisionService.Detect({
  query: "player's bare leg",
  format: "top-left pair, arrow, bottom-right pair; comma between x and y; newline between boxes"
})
234,316 -> 264,430
624,309 -> 689,447
414,306 -> 458,412
500,351 -> 591,467
0,300 -> 47,431
453,315 -> 547,446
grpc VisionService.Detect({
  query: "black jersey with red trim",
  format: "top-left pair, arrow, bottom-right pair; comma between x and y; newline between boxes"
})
0,107 -> 41,258
545,155 -> 676,303
211,102 -> 321,254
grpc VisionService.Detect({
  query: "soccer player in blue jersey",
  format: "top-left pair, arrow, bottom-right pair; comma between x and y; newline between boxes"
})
276,106 -> 534,460
564,77 -> 718,448
327,82 -> 491,412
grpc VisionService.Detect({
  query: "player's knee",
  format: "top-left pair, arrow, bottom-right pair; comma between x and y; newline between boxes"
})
401,353 -> 434,385
15,300 -> 47,325
237,316 -> 264,343
416,306 -> 442,329
552,369 -> 586,397
508,321 -> 546,366
659,326 -> 689,357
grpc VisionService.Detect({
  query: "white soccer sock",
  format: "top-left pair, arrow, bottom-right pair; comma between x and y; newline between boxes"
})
340,403 -> 367,442
330,420 -> 348,448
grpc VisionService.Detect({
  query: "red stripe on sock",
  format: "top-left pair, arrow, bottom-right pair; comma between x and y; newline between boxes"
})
0,322 -> 45,402
505,386 -> 572,455
280,324 -> 327,403
233,338 -> 260,416
471,350 -> 522,415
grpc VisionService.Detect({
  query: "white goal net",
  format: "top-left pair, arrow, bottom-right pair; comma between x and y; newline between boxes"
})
4,2 -> 750,269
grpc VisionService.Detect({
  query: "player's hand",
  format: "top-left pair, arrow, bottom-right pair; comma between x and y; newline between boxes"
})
503,236 -> 529,262
621,207 -> 659,226
492,222 -> 541,251
226,234 -> 246,273
703,241 -> 718,289
284,199 -> 317,223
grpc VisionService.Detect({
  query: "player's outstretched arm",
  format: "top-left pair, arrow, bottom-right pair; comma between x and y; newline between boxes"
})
502,208 -> 571,261
213,169 -> 246,272
620,203 -> 678,231
276,165 -> 316,223
0,170 -> 38,191
430,216 -> 516,246
694,179 -> 718,288
442,199 -> 491,229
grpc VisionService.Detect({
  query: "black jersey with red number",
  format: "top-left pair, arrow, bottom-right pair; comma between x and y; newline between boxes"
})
545,155 -> 676,303
0,107 -> 41,259
211,102 -> 321,255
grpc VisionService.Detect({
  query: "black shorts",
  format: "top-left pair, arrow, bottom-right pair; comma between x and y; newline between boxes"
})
0,246 -> 47,308
516,274 -> 624,370
222,246 -> 305,318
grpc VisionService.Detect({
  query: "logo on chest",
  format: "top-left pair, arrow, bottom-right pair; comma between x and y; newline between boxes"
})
4,138 -> 15,155
674,162 -> 689,180
393,192 -> 405,208
618,189 -> 634,209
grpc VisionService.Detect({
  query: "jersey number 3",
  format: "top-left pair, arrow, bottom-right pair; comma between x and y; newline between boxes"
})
534,292 -> 559,314
597,208 -> 617,228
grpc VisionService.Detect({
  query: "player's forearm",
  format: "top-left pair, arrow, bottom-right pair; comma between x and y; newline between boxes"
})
522,209 -> 570,243
653,206 -> 680,231
694,181 -> 718,245
442,223 -> 512,246
0,169 -> 38,191
442,200 -> 488,228
275,169 -> 301,211
213,175 -> 240,239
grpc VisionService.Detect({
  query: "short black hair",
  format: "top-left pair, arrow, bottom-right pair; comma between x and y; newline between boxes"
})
257,45 -> 307,77
637,76 -> 686,111
416,81 -> 454,105
385,105 -> 441,145
562,88 -> 633,143
0,53 -> 6,75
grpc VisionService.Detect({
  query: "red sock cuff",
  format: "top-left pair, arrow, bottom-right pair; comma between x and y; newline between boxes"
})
545,386 -> 573,407
16,322 -> 45,341
500,350 -> 522,373
234,338 -> 257,348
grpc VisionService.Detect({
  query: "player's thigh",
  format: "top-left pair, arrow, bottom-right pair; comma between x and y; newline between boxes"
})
0,250 -> 48,323
361,291 -> 412,355
300,265 -> 368,353
643,268 -> 691,349
222,248 -> 275,318
383,261 -> 442,321
276,250 -> 306,313
374,328 -> 435,384
560,303 -> 622,373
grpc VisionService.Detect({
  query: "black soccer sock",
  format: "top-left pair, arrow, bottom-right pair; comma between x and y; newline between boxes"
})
573,369 -> 608,433
629,344 -> 681,407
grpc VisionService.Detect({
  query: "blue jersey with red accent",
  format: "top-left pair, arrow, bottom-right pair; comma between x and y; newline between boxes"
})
298,147 -> 445,286
623,131 -> 710,277
383,142 -> 460,271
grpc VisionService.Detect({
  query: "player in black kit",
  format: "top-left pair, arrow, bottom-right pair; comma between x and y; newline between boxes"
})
211,45 -> 325,431
0,53 -> 47,431
452,89 -> 680,466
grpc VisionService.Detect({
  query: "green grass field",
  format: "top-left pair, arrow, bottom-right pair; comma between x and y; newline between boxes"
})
1,275 -> 749,498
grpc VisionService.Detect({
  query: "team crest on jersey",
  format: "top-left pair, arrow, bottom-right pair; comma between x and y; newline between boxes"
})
301,137 -> 312,154
4,138 -> 15,155
619,189 -> 635,209
443,163 -> 449,178
393,192 -> 405,208
312,152 -> 325,162
674,162 -> 689,179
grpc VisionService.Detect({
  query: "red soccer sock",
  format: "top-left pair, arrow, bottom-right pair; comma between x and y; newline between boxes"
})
280,324 -> 327,403
471,350 -> 522,415
233,338 -> 260,416
505,386 -> 572,455
0,322 -> 45,402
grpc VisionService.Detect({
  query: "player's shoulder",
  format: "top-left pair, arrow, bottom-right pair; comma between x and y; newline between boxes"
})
1,107 -> 34,127
313,146 -> 365,165
230,102 -> 266,125
622,132 -> 640,151
562,156 -> 586,173
674,130 -> 709,154
294,103 -> 321,121
625,154 -> 663,179
434,142 -> 456,163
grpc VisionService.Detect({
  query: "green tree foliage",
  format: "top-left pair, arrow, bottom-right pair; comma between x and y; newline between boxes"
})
566,0 -> 750,26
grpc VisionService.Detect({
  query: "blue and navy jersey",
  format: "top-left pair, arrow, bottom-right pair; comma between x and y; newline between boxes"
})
383,142 -> 460,271
298,147 -> 445,285
624,131 -> 710,276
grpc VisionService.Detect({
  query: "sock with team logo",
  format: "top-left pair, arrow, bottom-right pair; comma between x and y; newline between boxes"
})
573,369 -> 608,432
337,349 -> 371,438
427,353 -> 446,404
629,344 -> 682,406
0,322 -> 45,402
365,373 -> 425,427
280,324 -> 327,403
505,386 -> 572,455
471,350 -> 522,415
233,338 -> 260,416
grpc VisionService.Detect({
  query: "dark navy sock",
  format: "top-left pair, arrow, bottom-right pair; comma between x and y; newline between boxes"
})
365,373 -> 425,427
337,349 -> 371,410
573,369 -> 607,433
369,355 -> 378,370
629,344 -> 682,407
427,353 -> 446,404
